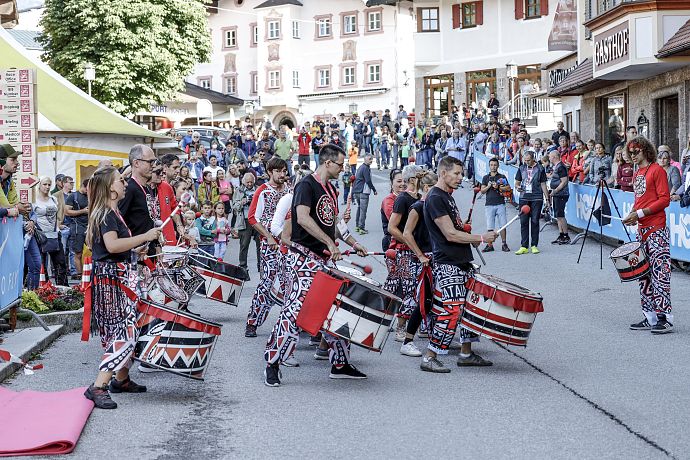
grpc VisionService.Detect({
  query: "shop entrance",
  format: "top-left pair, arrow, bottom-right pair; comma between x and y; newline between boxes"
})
657,96 -> 679,156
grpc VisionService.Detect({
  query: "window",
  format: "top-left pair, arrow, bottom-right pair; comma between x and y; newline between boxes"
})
516,0 -> 547,20
317,18 -> 331,37
268,20 -> 280,39
367,63 -> 381,84
292,20 -> 300,38
564,112 -> 573,133
344,15 -> 357,34
417,7 -> 439,32
250,72 -> 258,94
223,27 -> 237,49
526,0 -> 540,18
225,75 -> 237,95
198,78 -> 211,89
292,70 -> 300,88
251,24 -> 258,46
463,3 -> 476,27
368,11 -> 381,31
453,2 -> 483,29
318,68 -> 330,88
268,70 -> 281,89
343,66 -> 355,86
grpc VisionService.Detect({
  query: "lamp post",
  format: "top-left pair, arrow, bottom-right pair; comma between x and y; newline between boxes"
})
349,102 -> 358,116
506,60 -> 517,120
84,63 -> 95,97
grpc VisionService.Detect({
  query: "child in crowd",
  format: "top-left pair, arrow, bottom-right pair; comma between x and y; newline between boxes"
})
195,201 -> 216,256
213,202 -> 230,260
401,137 -> 411,167
348,141 -> 359,176
183,210 -> 200,247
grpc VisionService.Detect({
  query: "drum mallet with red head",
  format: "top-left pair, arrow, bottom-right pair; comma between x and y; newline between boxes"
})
496,205 -> 531,234
466,186 -> 482,224
324,250 -> 373,274
159,191 -> 193,230
342,250 -> 387,257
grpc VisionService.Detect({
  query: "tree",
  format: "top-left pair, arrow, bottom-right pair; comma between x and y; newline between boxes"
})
39,0 -> 212,116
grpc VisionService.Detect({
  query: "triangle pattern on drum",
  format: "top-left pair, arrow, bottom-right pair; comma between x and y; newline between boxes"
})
361,332 -> 375,348
334,323 -> 351,339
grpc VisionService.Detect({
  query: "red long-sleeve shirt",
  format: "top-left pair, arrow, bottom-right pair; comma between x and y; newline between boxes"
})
633,162 -> 669,235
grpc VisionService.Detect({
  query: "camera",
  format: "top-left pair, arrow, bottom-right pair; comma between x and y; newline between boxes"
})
597,166 -> 608,177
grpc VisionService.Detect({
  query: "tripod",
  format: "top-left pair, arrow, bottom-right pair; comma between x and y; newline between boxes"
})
575,176 -> 632,269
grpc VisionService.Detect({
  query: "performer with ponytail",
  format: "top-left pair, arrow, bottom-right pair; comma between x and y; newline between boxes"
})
83,166 -> 161,409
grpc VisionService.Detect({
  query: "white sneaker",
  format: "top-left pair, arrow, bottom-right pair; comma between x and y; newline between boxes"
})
138,363 -> 164,373
281,356 -> 300,367
394,328 -> 406,342
400,341 -> 422,357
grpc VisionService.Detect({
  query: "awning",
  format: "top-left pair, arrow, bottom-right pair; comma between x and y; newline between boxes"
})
657,18 -> 690,58
548,58 -> 620,97
298,87 -> 389,101
184,82 -> 243,106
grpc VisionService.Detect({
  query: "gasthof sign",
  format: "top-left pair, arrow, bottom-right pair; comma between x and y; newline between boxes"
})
594,21 -> 629,72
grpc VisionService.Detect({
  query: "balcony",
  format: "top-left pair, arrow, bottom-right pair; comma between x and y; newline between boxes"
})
413,31 -> 442,68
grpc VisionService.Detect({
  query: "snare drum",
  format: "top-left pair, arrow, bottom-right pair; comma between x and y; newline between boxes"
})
336,265 -> 364,277
159,245 -> 189,269
147,275 -> 189,309
189,256 -> 247,306
610,242 -> 650,282
462,274 -> 543,347
297,268 -> 401,352
134,299 -> 222,380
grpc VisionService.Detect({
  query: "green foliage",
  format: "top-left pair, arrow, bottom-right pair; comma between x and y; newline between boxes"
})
21,290 -> 48,313
39,0 -> 212,115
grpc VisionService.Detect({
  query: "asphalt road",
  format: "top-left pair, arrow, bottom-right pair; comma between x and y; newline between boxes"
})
3,168 -> 689,460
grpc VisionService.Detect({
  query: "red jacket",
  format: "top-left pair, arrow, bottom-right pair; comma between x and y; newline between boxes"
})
297,133 -> 311,155
156,181 -> 178,245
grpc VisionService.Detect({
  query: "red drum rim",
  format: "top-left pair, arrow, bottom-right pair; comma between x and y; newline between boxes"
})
466,275 -> 544,313
610,241 -> 643,258
327,267 -> 401,302
137,298 -> 222,335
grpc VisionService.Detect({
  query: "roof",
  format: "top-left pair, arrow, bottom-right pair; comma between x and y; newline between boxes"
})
657,19 -> 690,58
184,82 -> 243,105
548,58 -> 620,97
365,0 -> 398,6
6,29 -> 41,49
254,0 -> 302,8
0,0 -> 18,28
0,26 -> 166,138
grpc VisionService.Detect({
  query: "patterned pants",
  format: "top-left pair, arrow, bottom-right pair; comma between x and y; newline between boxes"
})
247,240 -> 282,327
92,261 -> 139,373
428,263 -> 478,355
264,245 -> 350,366
639,227 -> 673,324
383,249 -> 421,319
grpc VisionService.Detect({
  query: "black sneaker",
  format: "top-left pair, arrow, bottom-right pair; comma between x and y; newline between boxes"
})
502,243 -> 511,252
84,384 -> 118,409
551,235 -> 564,245
308,333 -> 322,346
482,244 -> 494,253
109,377 -> 147,393
630,318 -> 652,330
329,364 -> 367,379
457,352 -> 493,367
245,324 -> 257,338
651,317 -> 674,334
264,364 -> 281,387
560,234 -> 571,244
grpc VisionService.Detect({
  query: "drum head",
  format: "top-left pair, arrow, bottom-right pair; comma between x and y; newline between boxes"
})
154,276 -> 190,303
610,241 -> 642,258
474,273 -> 542,301
336,265 -> 364,277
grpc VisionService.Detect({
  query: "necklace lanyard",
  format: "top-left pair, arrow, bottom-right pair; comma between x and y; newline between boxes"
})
313,174 -> 338,214
526,165 -> 536,183
112,209 -> 132,238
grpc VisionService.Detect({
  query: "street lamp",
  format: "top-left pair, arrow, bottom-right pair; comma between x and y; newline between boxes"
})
349,102 -> 358,115
506,60 -> 517,120
84,63 -> 95,97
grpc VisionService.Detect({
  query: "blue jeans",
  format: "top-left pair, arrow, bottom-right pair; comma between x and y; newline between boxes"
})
24,236 -> 41,290
380,142 -> 390,167
61,227 -> 76,275
313,153 -> 319,169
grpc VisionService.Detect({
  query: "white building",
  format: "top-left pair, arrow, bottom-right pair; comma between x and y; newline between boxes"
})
189,0 -> 416,129
412,0 -> 572,131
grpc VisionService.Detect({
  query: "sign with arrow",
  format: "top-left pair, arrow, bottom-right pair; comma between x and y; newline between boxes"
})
19,175 -> 39,188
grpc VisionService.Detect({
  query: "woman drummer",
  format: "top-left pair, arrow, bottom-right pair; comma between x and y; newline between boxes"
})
399,170 -> 437,357
83,166 -> 161,409
384,165 -> 423,342
380,168 -> 405,251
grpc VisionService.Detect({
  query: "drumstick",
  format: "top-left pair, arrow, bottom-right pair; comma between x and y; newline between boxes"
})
601,214 -> 624,221
324,250 -> 373,274
495,205 -> 530,234
466,186 -> 481,224
341,250 -> 387,256
474,245 -> 487,266
159,191 -> 193,231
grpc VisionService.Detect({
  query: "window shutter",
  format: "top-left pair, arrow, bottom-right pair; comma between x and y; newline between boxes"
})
416,8 -> 423,31
476,1 -> 484,25
515,0 -> 523,19
452,4 -> 460,29
540,0 -> 549,17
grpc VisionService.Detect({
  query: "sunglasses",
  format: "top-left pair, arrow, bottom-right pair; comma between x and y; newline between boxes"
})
152,169 -> 163,175
137,158 -> 157,165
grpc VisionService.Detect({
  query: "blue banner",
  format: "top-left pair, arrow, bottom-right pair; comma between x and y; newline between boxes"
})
474,151 -> 690,262
0,217 -> 24,311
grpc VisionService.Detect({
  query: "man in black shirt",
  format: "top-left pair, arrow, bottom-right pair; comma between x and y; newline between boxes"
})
421,156 -> 496,373
264,144 -> 368,387
515,150 -> 549,254
480,158 -> 510,252
551,121 -> 570,146
65,178 -> 89,277
548,151 -> 571,244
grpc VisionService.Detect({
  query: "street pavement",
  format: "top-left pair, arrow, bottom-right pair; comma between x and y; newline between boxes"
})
3,167 -> 689,459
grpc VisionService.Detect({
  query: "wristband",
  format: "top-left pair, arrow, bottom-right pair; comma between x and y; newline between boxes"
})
480,235 -> 484,244
636,209 -> 645,219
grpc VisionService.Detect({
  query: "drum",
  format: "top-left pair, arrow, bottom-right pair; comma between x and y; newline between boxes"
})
147,275 -> 189,309
134,299 -> 222,380
174,266 -> 206,300
159,245 -> 189,269
336,265 -> 364,277
462,274 -> 544,347
189,255 -> 247,306
297,268 -> 401,352
610,242 -> 650,282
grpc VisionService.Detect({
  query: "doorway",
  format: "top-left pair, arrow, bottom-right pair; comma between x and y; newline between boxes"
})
466,69 -> 496,109
657,96 -> 679,156
424,75 -> 453,118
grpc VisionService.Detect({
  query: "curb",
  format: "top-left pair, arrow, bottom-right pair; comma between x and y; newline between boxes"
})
16,309 -> 84,334
0,324 -> 65,383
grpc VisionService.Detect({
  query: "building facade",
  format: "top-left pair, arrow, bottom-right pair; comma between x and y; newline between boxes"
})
550,0 -> 690,156
189,0 -> 416,128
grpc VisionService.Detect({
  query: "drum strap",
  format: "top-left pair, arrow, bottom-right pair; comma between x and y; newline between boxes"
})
80,258 -> 93,342
417,265 -> 433,328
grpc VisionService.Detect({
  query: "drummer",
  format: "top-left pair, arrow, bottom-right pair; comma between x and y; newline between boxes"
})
385,165 -> 423,342
380,169 -> 405,251
264,144 -> 368,387
83,166 -> 161,409
421,156 -> 496,373
622,137 -> 673,333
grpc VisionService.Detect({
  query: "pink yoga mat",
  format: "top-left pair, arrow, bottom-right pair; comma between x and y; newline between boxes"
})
0,386 -> 94,456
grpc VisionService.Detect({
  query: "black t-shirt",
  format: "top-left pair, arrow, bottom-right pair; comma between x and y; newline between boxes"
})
65,191 -> 89,228
515,163 -> 547,201
291,174 -> 337,256
410,200 -> 431,253
392,192 -> 419,237
424,186 -> 473,266
482,173 -> 507,206
118,178 -> 154,237
91,211 -> 132,263
550,162 -> 570,197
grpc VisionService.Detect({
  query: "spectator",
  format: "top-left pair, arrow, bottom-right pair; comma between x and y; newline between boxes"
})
487,93 -> 500,112
551,121 -> 569,146
184,151 -> 205,185
445,128 -> 466,162
480,158 -> 510,252
51,174 -> 65,195
54,175 -> 75,276
296,127 -> 312,167
212,201 -> 231,259
311,131 -> 324,167
249,151 -> 268,185
657,147 -> 681,196
203,155 -> 223,179
217,169 -> 233,216
613,125 -> 637,154
195,200 -> 216,255
532,138 -> 545,159
418,127 -> 435,169
232,172 -> 260,278
352,154 -> 378,234
396,105 -> 408,122
208,141 -> 224,166
197,170 -> 220,204
506,136 -> 527,166
33,176 -> 68,286
617,148 -> 634,192
161,153 -> 181,183
514,150 -> 548,255
257,130 -> 275,161
435,129 -> 449,163
484,132 -> 502,159
570,140 -> 589,183
557,135 -> 574,169
180,128 -> 194,150
380,126 -> 392,170
548,151 -> 571,245
150,163 -> 184,246
348,141 -> 359,176
586,143 -> 612,185
64,178 -> 89,279
341,167 -> 352,205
